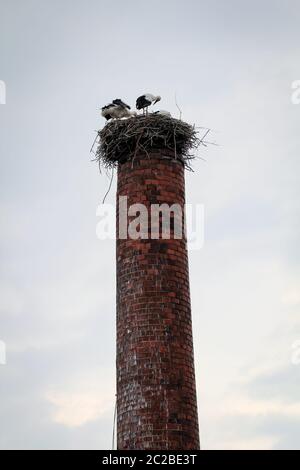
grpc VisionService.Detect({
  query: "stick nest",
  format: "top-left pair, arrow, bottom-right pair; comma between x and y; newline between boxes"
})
95,114 -> 200,170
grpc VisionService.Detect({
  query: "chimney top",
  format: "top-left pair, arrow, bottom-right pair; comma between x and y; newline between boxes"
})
95,114 -> 200,170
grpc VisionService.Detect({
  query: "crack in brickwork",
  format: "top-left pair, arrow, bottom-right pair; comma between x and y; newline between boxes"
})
116,151 -> 200,450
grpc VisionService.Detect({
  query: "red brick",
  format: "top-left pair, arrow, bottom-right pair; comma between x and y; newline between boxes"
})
116,151 -> 199,450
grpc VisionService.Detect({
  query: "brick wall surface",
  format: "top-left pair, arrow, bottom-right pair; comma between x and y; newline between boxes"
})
116,150 -> 200,450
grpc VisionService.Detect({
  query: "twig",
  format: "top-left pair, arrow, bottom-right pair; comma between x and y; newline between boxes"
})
201,140 -> 219,146
102,167 -> 114,204
173,128 -> 177,159
175,92 -> 182,120
90,131 -> 99,154
199,129 -> 210,143
131,128 -> 145,168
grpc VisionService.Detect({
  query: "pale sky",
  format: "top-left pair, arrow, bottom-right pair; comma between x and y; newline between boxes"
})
0,0 -> 300,450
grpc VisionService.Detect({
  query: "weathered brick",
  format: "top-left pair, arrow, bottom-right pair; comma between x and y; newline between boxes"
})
116,151 -> 199,450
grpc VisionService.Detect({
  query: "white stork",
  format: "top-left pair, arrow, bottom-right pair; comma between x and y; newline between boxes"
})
101,99 -> 135,121
136,94 -> 161,115
153,110 -> 171,117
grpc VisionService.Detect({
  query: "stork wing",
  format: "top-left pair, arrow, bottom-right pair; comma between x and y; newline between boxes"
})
112,99 -> 131,110
101,103 -> 117,111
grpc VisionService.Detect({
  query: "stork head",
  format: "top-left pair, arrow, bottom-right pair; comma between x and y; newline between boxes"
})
153,95 -> 161,105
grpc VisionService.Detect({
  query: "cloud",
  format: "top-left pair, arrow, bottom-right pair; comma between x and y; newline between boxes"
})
221,397 -> 300,418
47,391 -> 108,427
281,289 -> 300,307
0,344 -> 115,449
46,382 -> 113,428
211,436 -> 279,451
200,352 -> 300,449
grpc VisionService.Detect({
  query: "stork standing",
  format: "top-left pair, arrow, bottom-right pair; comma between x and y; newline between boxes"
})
136,94 -> 161,115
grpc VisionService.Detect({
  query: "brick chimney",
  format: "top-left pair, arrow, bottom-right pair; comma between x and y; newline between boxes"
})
116,149 -> 200,450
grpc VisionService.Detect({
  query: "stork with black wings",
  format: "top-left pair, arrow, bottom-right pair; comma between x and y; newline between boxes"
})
101,98 -> 135,121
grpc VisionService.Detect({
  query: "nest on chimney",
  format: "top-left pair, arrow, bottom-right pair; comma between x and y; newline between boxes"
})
94,114 -> 201,170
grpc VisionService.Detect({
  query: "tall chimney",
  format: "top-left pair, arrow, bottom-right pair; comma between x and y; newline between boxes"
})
116,149 -> 200,450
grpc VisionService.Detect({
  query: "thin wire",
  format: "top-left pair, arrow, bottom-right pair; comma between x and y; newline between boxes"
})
112,394 -> 117,450
102,167 -> 114,204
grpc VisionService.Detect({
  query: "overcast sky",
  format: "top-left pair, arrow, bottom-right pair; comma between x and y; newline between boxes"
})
0,0 -> 300,450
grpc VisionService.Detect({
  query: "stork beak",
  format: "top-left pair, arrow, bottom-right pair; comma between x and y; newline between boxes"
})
153,99 -> 159,105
